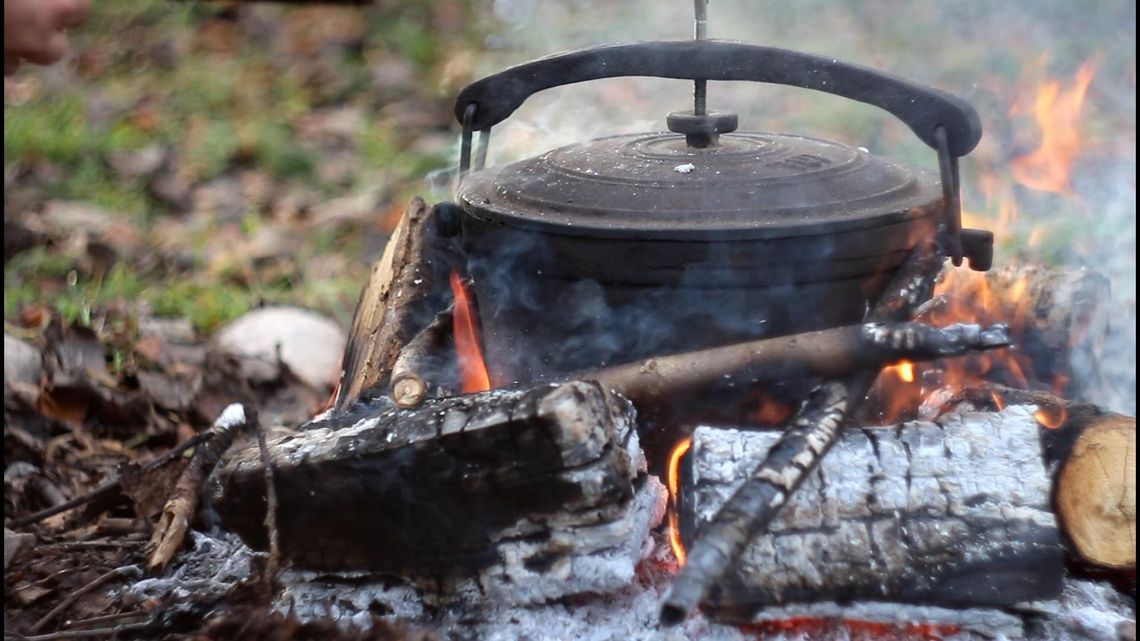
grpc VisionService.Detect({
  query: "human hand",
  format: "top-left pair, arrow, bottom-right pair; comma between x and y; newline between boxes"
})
4,0 -> 93,75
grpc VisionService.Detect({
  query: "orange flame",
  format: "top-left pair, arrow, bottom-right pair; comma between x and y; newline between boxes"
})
868,264 -> 1074,424
666,437 -> 693,566
1010,61 -> 1097,195
450,270 -> 492,394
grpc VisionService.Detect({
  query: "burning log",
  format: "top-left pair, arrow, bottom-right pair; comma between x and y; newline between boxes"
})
683,404 -> 1065,620
209,381 -> 650,587
334,197 -> 460,411
920,263 -> 1112,395
582,321 -> 1010,406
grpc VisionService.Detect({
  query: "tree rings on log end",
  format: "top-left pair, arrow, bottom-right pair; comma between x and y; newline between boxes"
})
1056,414 -> 1137,570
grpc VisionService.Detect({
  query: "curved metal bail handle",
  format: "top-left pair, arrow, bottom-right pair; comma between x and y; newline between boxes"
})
935,126 -> 964,266
459,104 -> 491,178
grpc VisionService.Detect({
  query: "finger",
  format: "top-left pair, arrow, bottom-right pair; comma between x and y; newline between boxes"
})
57,0 -> 92,28
18,31 -> 69,66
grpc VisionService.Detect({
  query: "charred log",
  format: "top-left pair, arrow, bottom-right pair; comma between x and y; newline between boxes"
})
209,381 -> 645,578
685,404 -> 1065,619
334,198 -> 461,411
661,238 -> 950,624
957,385 -> 1136,573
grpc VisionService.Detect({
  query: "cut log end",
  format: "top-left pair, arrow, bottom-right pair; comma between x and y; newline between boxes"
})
1055,414 -> 1137,570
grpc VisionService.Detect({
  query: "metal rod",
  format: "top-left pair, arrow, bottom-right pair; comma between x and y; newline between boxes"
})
693,0 -> 708,116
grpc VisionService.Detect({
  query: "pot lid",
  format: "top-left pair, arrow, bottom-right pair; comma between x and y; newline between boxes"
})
457,131 -> 943,241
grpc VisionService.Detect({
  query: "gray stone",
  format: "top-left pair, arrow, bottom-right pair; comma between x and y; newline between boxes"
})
212,306 -> 346,391
4,333 -> 42,388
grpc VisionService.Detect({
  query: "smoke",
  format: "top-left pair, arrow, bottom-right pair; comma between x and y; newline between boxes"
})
455,0 -> 1135,413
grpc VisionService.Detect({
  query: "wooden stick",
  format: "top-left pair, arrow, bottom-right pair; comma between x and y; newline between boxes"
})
389,305 -> 455,408
29,566 -> 142,634
660,381 -> 851,626
583,321 -> 1009,405
661,239 -> 949,625
146,404 -> 249,571
254,411 -> 280,580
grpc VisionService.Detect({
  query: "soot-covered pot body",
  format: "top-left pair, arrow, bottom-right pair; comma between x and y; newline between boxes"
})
448,40 -> 984,403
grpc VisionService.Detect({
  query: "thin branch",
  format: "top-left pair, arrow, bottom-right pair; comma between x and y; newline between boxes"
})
255,412 -> 280,580
7,621 -> 154,641
7,420 -> 237,529
28,565 -> 142,634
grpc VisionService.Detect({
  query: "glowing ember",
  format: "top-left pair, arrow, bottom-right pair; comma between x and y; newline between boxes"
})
1035,403 -> 1069,429
1010,60 -> 1098,195
450,270 -> 492,393
666,437 -> 693,566
747,389 -> 795,426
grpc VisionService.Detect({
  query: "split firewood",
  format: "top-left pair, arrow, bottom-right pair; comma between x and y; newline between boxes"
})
210,381 -> 644,578
334,198 -> 460,412
662,237 -> 950,625
682,404 -> 1064,621
147,403 -> 251,571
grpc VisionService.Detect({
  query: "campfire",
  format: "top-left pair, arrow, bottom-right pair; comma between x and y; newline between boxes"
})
193,6 -> 1135,640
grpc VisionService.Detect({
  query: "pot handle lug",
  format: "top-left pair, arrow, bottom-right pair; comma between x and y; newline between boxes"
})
453,40 -> 982,157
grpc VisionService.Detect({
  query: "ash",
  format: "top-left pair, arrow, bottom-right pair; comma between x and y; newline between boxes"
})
123,525 -> 1134,641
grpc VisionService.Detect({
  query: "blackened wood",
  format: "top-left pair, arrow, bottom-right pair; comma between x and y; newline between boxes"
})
660,381 -> 850,626
582,322 -> 1009,407
950,384 -> 1136,572
333,198 -> 460,412
661,239 -> 949,625
389,305 -> 456,408
685,405 -> 1064,616
209,381 -> 640,575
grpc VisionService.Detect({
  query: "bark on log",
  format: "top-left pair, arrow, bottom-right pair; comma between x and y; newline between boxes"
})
683,404 -> 1065,620
333,198 -> 460,411
209,381 -> 644,577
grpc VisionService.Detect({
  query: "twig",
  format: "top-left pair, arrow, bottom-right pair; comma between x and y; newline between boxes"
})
147,403 -> 249,571
28,565 -> 142,634
7,420 -> 239,529
255,412 -> 280,580
62,611 -> 150,629
8,621 -> 153,641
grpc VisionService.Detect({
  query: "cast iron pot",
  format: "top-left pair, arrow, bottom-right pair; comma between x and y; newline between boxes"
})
444,40 -> 989,394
